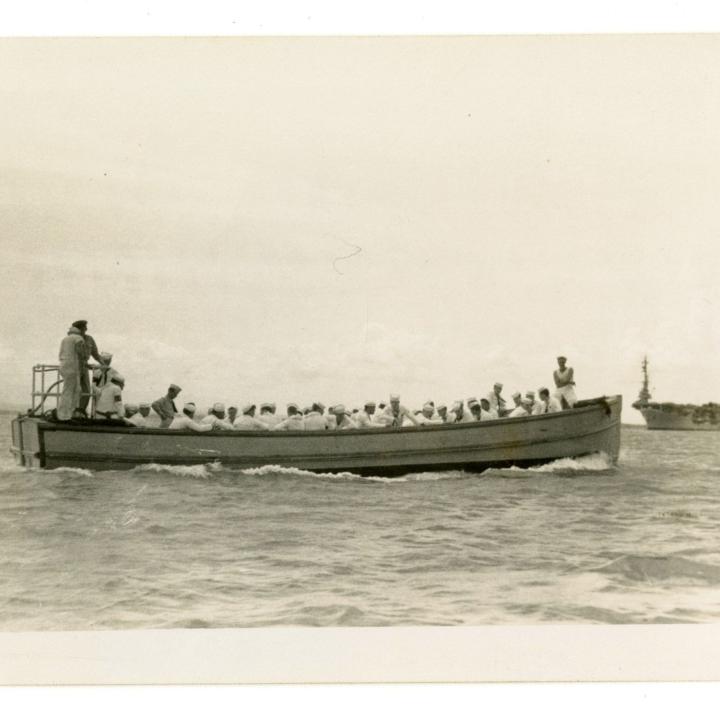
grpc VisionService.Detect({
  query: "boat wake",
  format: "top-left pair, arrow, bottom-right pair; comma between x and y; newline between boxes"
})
593,554 -> 720,585
481,452 -> 615,478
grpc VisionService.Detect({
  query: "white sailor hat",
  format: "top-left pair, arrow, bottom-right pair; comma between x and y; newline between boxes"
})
100,351 -> 113,362
389,393 -> 400,402
242,403 -> 255,414
139,402 -> 150,409
183,402 -> 196,412
287,402 -> 299,412
316,402 -> 326,411
260,402 -> 273,411
422,403 -> 434,412
526,390 -> 536,398
303,405 -> 313,414
333,404 -> 346,414
467,396 -> 479,406
494,382 -> 503,388
125,403 -> 139,413
425,399 -> 435,407
512,392 -> 522,400
212,402 -> 225,413
436,402 -> 447,410
451,400 -> 463,409
112,373 -> 125,384
364,400 -> 376,408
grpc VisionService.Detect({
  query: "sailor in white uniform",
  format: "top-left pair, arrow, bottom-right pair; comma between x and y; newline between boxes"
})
378,394 -> 419,427
355,402 -> 384,428
169,402 -> 212,431
233,404 -> 269,431
272,403 -> 305,431
487,383 -> 508,416
201,402 -> 234,430
553,356 -> 577,408
537,387 -> 563,414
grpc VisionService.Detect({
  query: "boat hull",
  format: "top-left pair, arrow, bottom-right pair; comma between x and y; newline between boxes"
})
10,396 -> 622,475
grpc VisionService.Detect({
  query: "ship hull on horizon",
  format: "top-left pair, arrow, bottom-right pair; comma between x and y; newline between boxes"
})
639,405 -> 720,431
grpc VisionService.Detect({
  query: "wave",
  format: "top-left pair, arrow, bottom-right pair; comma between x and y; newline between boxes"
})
481,452 -> 614,478
594,554 -> 720,585
42,466 -> 94,477
133,461 -> 223,478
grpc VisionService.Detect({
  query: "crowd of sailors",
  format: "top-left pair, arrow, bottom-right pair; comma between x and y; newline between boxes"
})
56,320 -> 578,430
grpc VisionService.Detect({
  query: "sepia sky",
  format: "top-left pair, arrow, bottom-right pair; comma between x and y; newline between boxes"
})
1,35 -> 719,419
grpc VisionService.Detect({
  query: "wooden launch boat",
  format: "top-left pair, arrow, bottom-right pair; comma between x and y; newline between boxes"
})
10,395 -> 622,475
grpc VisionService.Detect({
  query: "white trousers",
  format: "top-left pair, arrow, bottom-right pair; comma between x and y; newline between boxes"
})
57,367 -> 80,420
554,385 -> 577,408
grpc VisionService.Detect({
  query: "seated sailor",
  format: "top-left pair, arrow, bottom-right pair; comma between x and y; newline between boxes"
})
169,402 -> 212,431
536,387 -> 562,414
553,356 -> 577,408
258,403 -> 281,429
201,402 -> 234,430
436,403 -> 450,423
525,390 -> 543,415
152,384 -> 182,428
469,402 -> 483,421
272,403 -> 305,431
508,392 -> 529,418
95,373 -> 125,419
419,402 -> 442,424
303,403 -> 331,430
124,403 -> 139,423
227,406 -> 239,425
331,404 -> 358,430
466,397 -> 481,420
355,401 -> 384,428
479,397 -> 498,420
448,400 -> 466,423
233,403 -> 269,430
379,394 -> 419,427
487,382 -> 508,416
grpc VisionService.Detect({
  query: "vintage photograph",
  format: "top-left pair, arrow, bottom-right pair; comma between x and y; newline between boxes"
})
1,34 -> 719,651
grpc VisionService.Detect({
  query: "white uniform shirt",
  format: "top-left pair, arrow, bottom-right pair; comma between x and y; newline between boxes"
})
272,415 -> 305,431
95,382 -> 123,417
334,415 -> 358,430
487,391 -> 507,415
200,414 -> 234,430
418,413 -> 442,425
169,414 -> 212,431
233,415 -> 269,431
303,412 -> 329,430
534,397 -> 563,414
127,412 -> 152,427
258,412 -> 281,429
379,404 -> 419,427
355,410 -> 383,428
508,405 -> 529,418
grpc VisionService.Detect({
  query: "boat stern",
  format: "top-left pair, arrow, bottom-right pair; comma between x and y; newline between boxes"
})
10,415 -> 43,469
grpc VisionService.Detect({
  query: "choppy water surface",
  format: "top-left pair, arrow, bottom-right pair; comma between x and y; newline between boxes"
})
1,414 -> 719,629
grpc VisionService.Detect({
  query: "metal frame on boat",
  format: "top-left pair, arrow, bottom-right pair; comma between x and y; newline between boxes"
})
10,395 -> 622,475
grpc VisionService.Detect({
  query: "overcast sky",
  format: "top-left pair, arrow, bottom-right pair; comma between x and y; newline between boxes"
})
1,36 -> 718,420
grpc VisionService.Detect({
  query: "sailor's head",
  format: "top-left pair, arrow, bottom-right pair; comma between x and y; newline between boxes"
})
125,403 -> 138,417
183,402 -> 197,418
332,404 -> 347,417
470,403 -> 482,418
212,402 -> 226,419
526,391 -> 536,400
260,403 -> 273,414
389,393 -> 400,409
287,403 -> 299,416
512,391 -> 522,406
72,319 -> 88,334
168,384 -> 182,399
539,387 -> 550,400
557,356 -> 567,367
480,397 -> 490,410
100,351 -> 113,366
139,402 -> 150,417
227,406 -> 238,422
242,403 -> 255,417
493,382 -> 503,393
437,403 -> 448,417
364,401 -> 376,412
422,403 -> 434,419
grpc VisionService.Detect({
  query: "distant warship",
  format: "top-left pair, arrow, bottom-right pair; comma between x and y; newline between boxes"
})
632,357 -> 720,430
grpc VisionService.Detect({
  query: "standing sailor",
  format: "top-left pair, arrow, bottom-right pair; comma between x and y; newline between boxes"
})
487,383 -> 507,416
71,320 -> 103,416
151,384 -> 182,428
553,356 -> 577,408
57,324 -> 86,420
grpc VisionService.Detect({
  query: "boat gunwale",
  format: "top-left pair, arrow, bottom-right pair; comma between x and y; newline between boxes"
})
30,395 -> 621,438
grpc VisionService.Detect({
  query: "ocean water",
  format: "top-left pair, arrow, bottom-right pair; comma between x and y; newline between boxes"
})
1,413 -> 719,630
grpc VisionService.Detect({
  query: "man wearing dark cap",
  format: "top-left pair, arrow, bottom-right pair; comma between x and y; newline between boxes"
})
71,320 -> 103,416
151,384 -> 182,428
